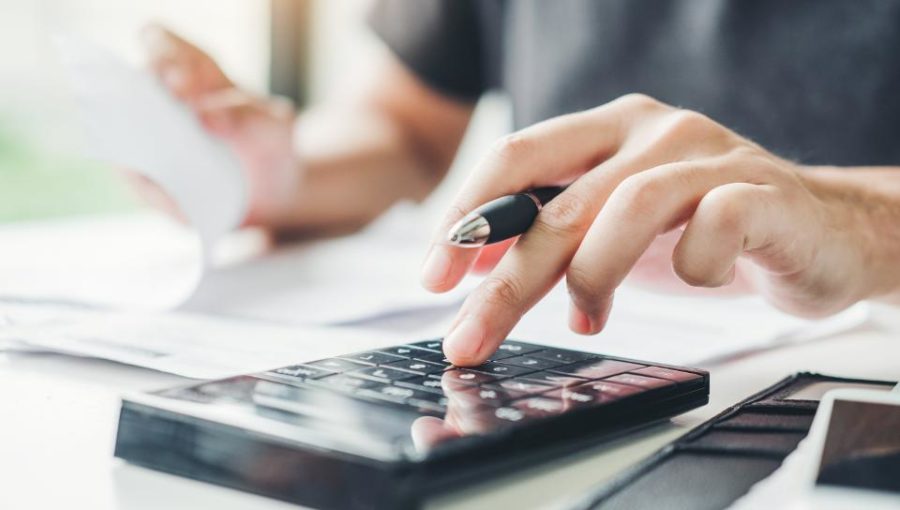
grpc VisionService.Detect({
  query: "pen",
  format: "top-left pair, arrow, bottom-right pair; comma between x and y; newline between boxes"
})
447,186 -> 567,247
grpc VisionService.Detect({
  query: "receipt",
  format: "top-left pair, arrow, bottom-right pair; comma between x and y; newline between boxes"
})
56,35 -> 247,247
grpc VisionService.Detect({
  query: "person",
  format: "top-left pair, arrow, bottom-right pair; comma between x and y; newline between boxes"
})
142,0 -> 900,368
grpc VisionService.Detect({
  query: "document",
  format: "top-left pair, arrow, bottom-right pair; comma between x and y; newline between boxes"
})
505,282 -> 870,366
0,300 -> 400,379
56,34 -> 247,247
0,206 -> 475,326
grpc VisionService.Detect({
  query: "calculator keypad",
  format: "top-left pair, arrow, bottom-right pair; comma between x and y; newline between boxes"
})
386,359 -> 447,374
261,340 -> 703,430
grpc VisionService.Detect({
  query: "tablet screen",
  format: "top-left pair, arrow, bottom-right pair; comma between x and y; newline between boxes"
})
816,399 -> 900,493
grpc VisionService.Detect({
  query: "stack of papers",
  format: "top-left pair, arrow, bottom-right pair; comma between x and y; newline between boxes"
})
0,300 -> 401,379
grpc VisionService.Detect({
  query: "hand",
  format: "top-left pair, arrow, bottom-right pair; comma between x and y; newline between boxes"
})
138,24 -> 300,228
422,94 -> 899,366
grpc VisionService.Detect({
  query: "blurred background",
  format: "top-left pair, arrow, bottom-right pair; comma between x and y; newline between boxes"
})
0,0 -> 393,223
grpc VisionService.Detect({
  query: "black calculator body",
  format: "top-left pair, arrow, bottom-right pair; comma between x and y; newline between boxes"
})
114,340 -> 709,510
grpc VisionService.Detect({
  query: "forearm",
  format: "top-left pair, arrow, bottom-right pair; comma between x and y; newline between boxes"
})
268,107 -> 444,237
802,166 -> 900,304
267,57 -> 473,238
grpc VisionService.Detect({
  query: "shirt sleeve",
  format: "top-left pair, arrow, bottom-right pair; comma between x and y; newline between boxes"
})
368,0 -> 486,102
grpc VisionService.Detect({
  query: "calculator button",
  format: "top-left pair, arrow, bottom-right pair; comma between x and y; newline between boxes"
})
467,363 -> 536,378
379,345 -> 429,357
632,366 -> 702,382
579,380 -> 643,399
495,341 -> 542,356
545,387 -> 608,408
406,339 -> 443,352
513,397 -> 566,417
307,358 -> 368,373
496,355 -> 565,371
340,351 -> 405,366
253,380 -> 309,400
551,359 -> 644,380
406,391 -> 450,412
443,382 -> 510,408
486,379 -> 556,399
529,348 -> 598,364
410,351 -> 450,363
349,366 -> 419,383
307,374 -> 381,393
386,359 -> 446,374
271,364 -> 335,380
519,371 -> 589,387
440,368 -> 501,385
605,373 -> 674,389
354,383 -> 430,404
395,376 -> 445,394
487,406 -> 529,424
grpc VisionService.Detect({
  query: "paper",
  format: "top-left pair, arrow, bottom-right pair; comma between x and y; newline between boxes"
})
0,207 -> 474,326
183,203 -> 477,325
0,300 -> 400,379
501,282 -> 868,366
0,213 -> 203,310
56,35 -> 247,247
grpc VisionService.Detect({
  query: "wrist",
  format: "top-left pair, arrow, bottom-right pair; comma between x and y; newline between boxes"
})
803,166 -> 900,303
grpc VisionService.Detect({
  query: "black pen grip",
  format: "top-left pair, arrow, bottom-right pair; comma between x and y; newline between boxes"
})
479,194 -> 541,243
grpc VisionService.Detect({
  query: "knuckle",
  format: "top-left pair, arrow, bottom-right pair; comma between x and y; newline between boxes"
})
478,274 -> 526,309
701,187 -> 752,234
616,93 -> 663,111
534,191 -> 594,237
611,173 -> 663,218
672,256 -> 717,287
664,109 -> 712,137
490,133 -> 536,165
566,264 -> 606,309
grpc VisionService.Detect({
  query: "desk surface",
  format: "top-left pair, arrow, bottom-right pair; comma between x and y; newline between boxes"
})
1,320 -> 898,510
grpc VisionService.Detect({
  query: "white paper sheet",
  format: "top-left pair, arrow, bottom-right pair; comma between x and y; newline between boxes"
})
0,301 -> 400,379
0,208 -> 474,326
56,35 -> 247,247
0,213 -> 203,309
396,281 -> 870,368
183,203 -> 477,325
505,282 -> 870,366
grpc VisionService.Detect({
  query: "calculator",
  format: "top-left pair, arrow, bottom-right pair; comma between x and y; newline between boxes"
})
114,339 -> 709,510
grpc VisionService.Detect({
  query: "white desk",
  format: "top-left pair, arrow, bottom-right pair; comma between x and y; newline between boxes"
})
1,320 -> 898,510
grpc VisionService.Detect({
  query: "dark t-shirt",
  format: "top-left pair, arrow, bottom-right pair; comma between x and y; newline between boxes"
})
370,0 -> 900,166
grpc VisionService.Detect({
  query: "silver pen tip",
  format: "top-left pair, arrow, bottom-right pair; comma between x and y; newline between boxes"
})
447,214 -> 490,247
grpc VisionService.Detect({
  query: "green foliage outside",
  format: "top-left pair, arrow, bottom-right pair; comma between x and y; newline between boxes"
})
0,120 -> 137,222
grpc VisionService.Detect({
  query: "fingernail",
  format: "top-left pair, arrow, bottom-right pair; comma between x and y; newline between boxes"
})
443,316 -> 484,365
421,248 -> 452,289
568,301 -> 593,334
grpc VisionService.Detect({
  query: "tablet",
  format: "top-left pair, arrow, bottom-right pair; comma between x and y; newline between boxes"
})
803,387 -> 900,509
